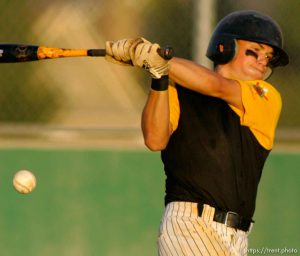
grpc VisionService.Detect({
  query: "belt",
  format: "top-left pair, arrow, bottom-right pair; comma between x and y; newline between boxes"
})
197,203 -> 253,232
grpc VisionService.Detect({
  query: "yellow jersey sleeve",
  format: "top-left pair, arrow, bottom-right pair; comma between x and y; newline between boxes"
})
230,80 -> 282,150
168,83 -> 180,132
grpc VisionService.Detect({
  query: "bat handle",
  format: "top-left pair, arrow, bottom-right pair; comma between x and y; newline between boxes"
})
87,46 -> 174,60
87,49 -> 106,56
157,46 -> 174,60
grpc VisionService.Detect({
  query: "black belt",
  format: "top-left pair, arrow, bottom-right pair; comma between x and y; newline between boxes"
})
197,203 -> 253,232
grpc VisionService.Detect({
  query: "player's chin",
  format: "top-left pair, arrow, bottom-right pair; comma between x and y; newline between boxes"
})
246,68 -> 265,80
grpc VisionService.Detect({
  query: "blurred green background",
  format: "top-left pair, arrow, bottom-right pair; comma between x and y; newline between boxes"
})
0,149 -> 165,256
0,149 -> 299,255
0,0 -> 299,255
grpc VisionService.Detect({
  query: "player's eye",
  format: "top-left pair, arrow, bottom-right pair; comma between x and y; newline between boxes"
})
265,54 -> 274,61
245,49 -> 274,64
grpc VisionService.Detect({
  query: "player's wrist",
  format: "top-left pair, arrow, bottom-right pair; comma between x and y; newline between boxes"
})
151,75 -> 169,91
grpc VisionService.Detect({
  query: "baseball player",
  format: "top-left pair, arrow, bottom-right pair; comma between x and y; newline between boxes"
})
106,10 -> 289,256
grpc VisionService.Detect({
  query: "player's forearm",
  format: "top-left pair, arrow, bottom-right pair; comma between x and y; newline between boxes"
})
169,57 -> 222,96
141,90 -> 172,151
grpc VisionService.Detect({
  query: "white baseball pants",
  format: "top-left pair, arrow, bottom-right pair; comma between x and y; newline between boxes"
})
157,202 -> 251,256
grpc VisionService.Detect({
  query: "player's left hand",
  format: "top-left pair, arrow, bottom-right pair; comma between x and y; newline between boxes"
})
130,42 -> 169,79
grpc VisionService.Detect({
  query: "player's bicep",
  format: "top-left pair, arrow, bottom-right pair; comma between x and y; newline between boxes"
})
216,78 -> 243,111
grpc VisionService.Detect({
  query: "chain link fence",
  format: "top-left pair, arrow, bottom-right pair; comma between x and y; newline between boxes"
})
0,0 -> 299,147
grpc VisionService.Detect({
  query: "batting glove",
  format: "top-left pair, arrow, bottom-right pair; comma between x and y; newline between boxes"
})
130,42 -> 169,79
105,38 -> 144,66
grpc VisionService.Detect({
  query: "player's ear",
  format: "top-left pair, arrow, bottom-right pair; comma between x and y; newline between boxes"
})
218,43 -> 224,53
217,40 -> 238,59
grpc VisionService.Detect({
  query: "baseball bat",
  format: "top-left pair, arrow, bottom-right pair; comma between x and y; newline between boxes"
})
0,43 -> 173,63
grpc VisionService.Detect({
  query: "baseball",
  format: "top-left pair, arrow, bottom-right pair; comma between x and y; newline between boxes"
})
13,170 -> 37,194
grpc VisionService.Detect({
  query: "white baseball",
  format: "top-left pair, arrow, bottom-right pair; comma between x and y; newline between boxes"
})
13,170 -> 37,194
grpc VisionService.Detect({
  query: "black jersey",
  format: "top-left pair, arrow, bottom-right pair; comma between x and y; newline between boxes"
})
162,80 -> 281,218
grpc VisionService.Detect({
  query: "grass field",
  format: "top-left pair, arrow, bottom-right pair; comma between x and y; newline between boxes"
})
0,148 -> 299,255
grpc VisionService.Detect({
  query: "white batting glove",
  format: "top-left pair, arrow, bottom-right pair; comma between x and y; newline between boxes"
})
130,42 -> 169,79
105,38 -> 144,66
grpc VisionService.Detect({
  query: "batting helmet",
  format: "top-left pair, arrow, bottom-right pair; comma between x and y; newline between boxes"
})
206,10 -> 289,68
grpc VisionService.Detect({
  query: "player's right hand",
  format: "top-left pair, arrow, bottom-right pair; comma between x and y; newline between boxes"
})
105,38 -> 144,66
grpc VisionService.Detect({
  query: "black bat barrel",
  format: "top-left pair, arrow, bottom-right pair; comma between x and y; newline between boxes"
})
0,44 -> 39,62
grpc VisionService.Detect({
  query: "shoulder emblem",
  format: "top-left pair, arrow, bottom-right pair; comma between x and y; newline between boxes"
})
253,82 -> 269,101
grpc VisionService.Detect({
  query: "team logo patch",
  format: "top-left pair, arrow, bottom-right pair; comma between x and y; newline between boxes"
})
253,82 -> 268,100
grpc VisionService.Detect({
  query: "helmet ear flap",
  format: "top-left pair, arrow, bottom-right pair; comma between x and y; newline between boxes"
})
263,67 -> 273,80
206,35 -> 236,65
